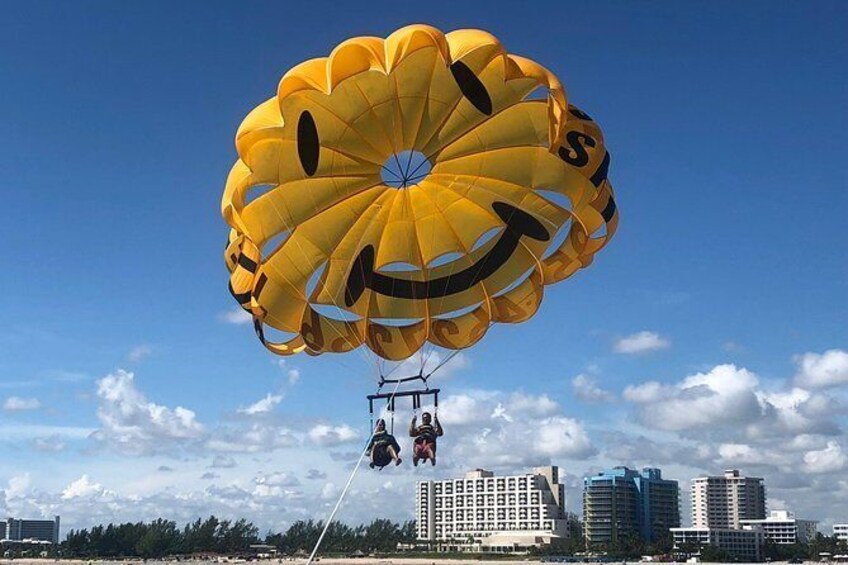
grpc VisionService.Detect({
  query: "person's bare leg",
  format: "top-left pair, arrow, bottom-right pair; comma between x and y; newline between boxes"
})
387,446 -> 402,465
426,445 -> 436,466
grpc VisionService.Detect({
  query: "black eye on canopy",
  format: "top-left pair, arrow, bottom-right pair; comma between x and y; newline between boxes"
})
449,61 -> 493,116
297,111 -> 320,176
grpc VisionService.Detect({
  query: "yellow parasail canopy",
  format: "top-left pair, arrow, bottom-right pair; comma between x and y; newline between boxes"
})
222,24 -> 618,361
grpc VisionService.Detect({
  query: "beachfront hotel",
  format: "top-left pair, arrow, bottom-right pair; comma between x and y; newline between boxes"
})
583,466 -> 680,546
740,510 -> 818,545
672,469 -> 767,561
670,526 -> 765,562
415,466 -> 568,552
691,469 -> 766,529
0,516 -> 60,544
835,523 -> 848,543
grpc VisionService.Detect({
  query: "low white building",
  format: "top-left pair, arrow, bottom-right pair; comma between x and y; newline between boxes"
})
671,526 -> 764,562
835,523 -> 848,543
416,466 -> 568,552
740,510 -> 817,544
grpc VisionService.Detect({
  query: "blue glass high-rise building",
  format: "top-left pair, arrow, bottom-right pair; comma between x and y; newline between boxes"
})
583,467 -> 679,547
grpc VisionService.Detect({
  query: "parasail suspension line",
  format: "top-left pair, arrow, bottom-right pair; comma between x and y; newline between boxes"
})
305,377 -> 403,565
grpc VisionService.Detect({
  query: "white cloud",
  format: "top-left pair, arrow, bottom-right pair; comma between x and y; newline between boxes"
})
308,424 -> 359,446
804,441 -> 847,474
622,381 -> 672,404
287,369 -> 300,385
31,436 -> 66,452
534,417 -> 595,457
624,364 -> 763,431
623,362 -> 845,449
3,396 -> 41,411
254,472 -> 300,488
206,423 -> 300,453
717,443 -> 788,466
128,345 -> 153,362
437,390 -> 596,468
238,393 -> 284,415
571,374 -> 615,402
614,331 -> 670,354
794,349 -> 848,388
5,474 -> 31,499
92,369 -> 204,455
321,482 -> 339,500
219,308 -> 253,325
62,475 -> 108,500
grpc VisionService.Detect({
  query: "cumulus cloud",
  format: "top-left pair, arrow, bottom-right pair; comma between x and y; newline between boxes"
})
206,423 -> 300,453
572,374 -> 615,403
254,472 -> 300,488
62,475 -> 108,500
534,417 -> 595,457
219,308 -> 253,325
803,441 -> 847,474
306,469 -> 327,480
200,472 -> 219,480
624,364 -> 764,431
5,474 -> 32,499
614,331 -> 670,354
717,443 -> 789,466
238,393 -> 284,416
308,424 -> 359,446
622,381 -> 670,404
91,370 -> 204,455
794,349 -> 848,388
437,390 -> 595,468
4,396 -> 41,411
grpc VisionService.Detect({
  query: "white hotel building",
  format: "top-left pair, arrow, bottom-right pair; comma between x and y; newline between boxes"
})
671,527 -> 765,563
835,523 -> 848,543
416,467 -> 568,552
740,510 -> 817,545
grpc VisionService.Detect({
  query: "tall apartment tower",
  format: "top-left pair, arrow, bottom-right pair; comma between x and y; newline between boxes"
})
583,467 -> 679,547
416,467 -> 568,552
691,469 -> 766,529
639,468 -> 681,542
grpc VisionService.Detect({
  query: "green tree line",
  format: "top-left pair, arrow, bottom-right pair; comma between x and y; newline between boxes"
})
61,516 -> 416,558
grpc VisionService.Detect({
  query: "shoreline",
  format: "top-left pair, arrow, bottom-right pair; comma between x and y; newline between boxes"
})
0,555 -> 808,565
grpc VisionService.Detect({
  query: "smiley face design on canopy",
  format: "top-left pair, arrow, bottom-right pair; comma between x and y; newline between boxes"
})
223,25 -> 618,361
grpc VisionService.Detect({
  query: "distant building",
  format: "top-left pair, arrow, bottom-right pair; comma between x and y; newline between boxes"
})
740,510 -> 817,545
0,522 -> 5,540
583,466 -> 679,547
671,526 -> 764,562
4,517 -> 60,544
639,467 -> 681,542
416,466 -> 569,553
691,469 -> 766,529
835,523 -> 848,543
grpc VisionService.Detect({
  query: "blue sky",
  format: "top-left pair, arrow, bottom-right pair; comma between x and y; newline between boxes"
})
1,0 -> 847,536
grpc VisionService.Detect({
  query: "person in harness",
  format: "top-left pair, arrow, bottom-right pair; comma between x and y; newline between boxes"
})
367,418 -> 402,468
409,411 -> 443,466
